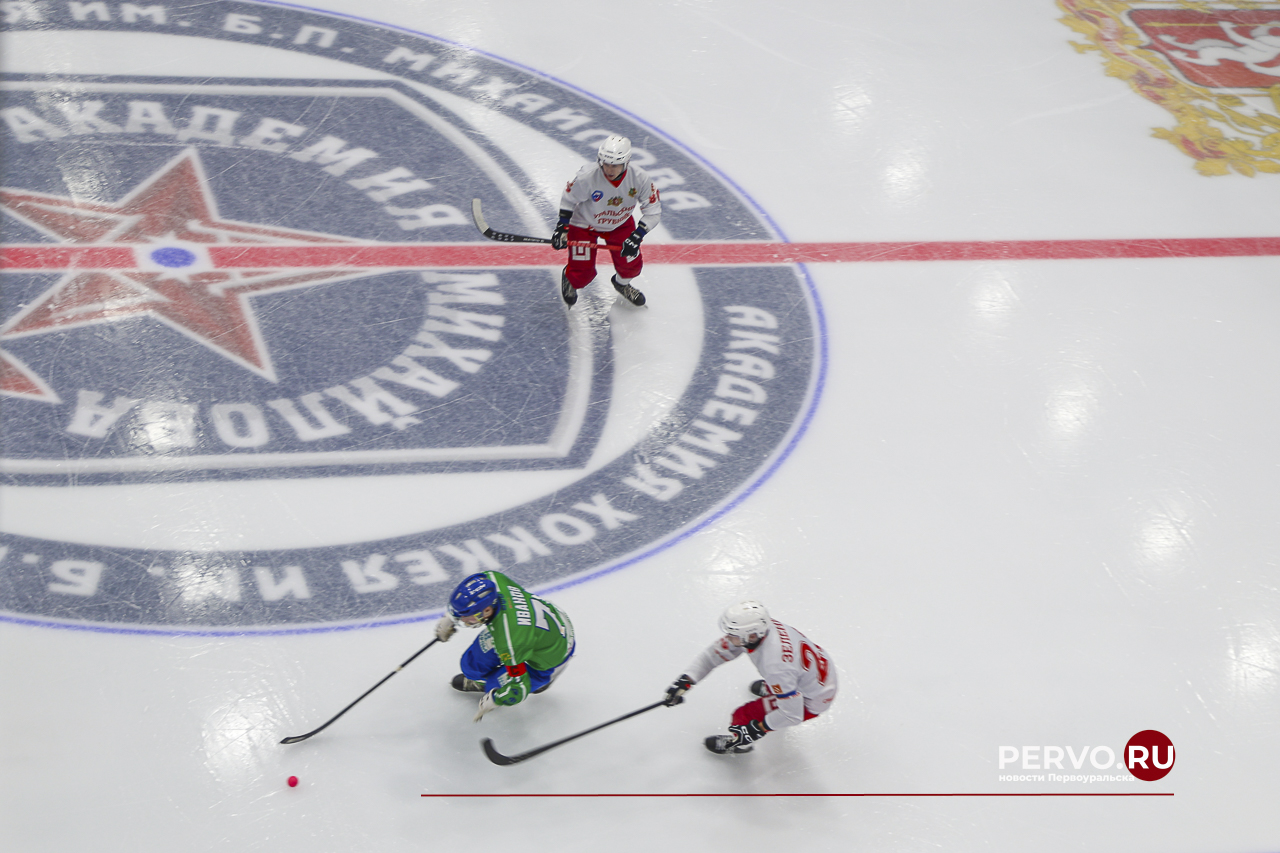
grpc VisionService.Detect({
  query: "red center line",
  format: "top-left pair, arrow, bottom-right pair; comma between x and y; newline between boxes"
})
419,792 -> 1174,798
2,236 -> 1279,270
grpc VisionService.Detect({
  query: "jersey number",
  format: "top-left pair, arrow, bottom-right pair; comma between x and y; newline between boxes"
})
799,641 -> 830,685
531,598 -> 567,637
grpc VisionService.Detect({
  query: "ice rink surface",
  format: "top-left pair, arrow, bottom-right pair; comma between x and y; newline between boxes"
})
2,1 -> 1279,851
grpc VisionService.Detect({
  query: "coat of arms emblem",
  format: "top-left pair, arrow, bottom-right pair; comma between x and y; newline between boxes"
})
1060,0 -> 1280,175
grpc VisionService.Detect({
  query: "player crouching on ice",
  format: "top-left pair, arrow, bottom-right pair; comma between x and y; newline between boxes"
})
434,571 -> 575,722
664,601 -> 837,754
552,134 -> 661,309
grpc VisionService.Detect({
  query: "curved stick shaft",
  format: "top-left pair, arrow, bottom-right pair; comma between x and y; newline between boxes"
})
280,638 -> 440,744
481,700 -> 669,765
471,198 -> 623,250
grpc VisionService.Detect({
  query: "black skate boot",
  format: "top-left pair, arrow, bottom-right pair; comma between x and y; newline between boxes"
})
561,271 -> 577,307
611,275 -> 646,307
749,679 -> 771,697
451,674 -> 485,693
704,734 -> 753,755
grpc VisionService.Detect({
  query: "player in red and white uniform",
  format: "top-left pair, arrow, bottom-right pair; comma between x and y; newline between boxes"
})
663,601 -> 837,754
551,135 -> 661,308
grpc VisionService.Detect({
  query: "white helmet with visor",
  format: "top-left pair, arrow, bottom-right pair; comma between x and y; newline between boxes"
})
597,135 -> 632,168
719,600 -> 771,644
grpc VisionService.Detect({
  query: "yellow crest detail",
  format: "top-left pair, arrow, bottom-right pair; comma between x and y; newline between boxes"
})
1058,0 -> 1280,175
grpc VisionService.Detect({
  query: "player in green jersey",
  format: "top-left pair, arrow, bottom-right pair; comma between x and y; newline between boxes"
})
434,572 -> 575,721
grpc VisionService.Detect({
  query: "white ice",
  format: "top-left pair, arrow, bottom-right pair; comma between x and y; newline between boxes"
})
2,2 -> 1279,852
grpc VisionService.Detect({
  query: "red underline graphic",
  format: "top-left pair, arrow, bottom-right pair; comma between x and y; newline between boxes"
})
2,237 -> 1279,270
419,792 -> 1174,798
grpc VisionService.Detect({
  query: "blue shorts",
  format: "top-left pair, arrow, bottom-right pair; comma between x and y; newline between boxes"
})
459,637 -> 575,695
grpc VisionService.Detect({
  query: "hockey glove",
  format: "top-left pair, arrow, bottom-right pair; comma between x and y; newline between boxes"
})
551,211 -> 571,250
620,223 -> 647,259
473,689 -> 499,723
729,719 -> 769,746
434,618 -> 457,643
664,674 -> 695,706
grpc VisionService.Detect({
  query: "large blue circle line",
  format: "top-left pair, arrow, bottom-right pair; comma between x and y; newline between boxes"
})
0,2 -> 830,638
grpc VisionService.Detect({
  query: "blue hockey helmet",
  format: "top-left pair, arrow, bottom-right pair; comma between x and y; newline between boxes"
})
447,573 -> 500,620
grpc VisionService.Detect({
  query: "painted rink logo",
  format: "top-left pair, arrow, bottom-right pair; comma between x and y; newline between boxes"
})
0,1 -> 825,633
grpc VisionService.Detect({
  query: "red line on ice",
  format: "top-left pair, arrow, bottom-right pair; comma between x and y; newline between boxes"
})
419,792 -> 1174,798
2,238 -> 1279,270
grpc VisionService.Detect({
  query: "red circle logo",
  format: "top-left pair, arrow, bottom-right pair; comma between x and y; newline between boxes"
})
1125,730 -> 1175,781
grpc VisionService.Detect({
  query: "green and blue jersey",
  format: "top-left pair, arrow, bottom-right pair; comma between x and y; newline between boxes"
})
459,572 -> 575,706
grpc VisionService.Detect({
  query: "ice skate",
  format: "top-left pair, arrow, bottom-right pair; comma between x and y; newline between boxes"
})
611,275 -> 646,307
561,271 -> 577,307
451,674 -> 485,693
704,734 -> 753,755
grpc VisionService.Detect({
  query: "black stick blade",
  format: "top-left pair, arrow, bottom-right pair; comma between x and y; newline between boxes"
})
279,734 -> 314,745
481,737 -> 521,766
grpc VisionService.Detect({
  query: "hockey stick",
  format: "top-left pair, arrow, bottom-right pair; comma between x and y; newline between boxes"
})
480,699 -> 669,765
471,198 -> 624,251
280,638 -> 440,744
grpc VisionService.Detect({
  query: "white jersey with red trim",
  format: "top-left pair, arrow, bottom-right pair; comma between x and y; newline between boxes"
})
684,619 -> 837,730
559,162 -> 662,232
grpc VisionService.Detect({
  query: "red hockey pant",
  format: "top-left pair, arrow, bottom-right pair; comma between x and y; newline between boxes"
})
731,697 -> 820,728
563,220 -> 643,289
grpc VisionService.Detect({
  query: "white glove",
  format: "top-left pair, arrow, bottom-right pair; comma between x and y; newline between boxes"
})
473,690 -> 499,722
435,618 -> 457,642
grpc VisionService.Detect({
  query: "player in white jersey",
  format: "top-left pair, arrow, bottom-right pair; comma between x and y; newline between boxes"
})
663,601 -> 837,754
551,135 -> 661,308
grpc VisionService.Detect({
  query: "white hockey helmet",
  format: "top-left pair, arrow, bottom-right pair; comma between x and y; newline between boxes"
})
597,135 -> 632,167
719,600 -> 771,642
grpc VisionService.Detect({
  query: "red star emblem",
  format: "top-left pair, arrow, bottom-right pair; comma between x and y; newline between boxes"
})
1,149 -> 372,402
